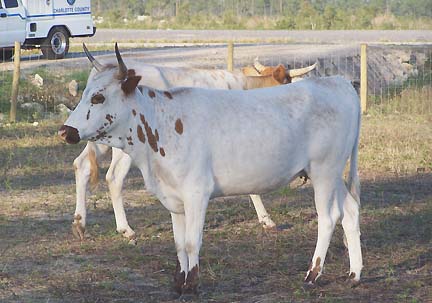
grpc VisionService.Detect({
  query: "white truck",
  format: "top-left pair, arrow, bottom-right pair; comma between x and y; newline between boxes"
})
0,0 -> 95,61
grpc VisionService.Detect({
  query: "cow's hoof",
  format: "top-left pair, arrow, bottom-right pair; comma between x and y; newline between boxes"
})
174,261 -> 186,295
181,265 -> 199,296
304,257 -> 322,284
261,217 -> 277,230
127,233 -> 137,245
118,228 -> 137,244
72,215 -> 85,240
346,272 -> 361,288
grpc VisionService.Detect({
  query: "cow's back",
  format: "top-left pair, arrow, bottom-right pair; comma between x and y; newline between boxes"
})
149,76 -> 359,197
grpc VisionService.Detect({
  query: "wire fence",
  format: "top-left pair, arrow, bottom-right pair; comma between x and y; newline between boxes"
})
1,42 -> 431,125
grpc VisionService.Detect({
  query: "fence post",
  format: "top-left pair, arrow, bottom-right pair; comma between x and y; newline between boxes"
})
10,41 -> 21,122
360,43 -> 367,113
227,41 -> 234,72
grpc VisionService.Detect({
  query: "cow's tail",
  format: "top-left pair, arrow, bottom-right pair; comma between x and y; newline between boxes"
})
347,108 -> 361,205
88,146 -> 99,192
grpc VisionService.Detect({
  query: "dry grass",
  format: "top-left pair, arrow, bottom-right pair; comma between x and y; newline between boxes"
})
0,115 -> 431,302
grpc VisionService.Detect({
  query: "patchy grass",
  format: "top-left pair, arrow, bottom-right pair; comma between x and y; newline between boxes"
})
0,115 -> 431,302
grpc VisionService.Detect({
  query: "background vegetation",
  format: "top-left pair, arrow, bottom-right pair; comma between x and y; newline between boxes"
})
92,0 -> 432,30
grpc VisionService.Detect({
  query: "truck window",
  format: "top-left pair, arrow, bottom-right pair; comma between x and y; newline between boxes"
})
4,0 -> 18,8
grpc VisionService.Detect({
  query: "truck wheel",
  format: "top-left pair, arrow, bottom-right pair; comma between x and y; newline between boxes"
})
0,49 -> 14,62
41,27 -> 70,60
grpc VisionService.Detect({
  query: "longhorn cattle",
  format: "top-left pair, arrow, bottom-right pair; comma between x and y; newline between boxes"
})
72,44 -> 317,243
60,44 -> 362,295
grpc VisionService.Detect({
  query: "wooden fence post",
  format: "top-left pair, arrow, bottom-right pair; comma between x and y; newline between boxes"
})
227,41 -> 234,72
10,41 -> 21,122
360,43 -> 368,113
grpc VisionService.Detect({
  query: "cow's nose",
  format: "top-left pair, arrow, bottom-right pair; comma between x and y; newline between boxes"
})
58,125 -> 80,144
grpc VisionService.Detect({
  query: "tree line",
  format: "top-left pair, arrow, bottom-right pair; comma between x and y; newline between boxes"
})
92,0 -> 432,30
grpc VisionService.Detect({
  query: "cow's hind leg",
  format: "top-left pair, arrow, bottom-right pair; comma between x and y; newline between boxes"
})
106,148 -> 135,244
249,195 -> 276,229
305,176 -> 342,284
72,142 -> 110,240
171,212 -> 188,294
341,186 -> 362,283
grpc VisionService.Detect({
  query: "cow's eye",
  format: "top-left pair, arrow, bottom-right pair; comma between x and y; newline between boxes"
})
91,93 -> 105,104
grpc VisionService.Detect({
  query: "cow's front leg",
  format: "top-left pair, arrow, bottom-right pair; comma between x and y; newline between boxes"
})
181,194 -> 210,296
106,148 -> 135,244
171,212 -> 187,294
249,194 -> 276,229
72,142 -> 110,240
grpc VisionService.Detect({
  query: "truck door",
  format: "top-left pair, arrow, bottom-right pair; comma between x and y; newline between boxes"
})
0,0 -> 26,47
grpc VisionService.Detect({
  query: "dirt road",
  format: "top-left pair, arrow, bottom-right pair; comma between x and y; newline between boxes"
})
78,29 -> 432,44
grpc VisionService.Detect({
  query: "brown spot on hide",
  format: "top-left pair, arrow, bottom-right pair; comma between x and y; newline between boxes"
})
132,109 -> 136,116
95,130 -> 108,140
305,257 -> 321,283
146,126 -> 158,152
86,110 -> 90,120
173,260 -> 185,295
91,93 -> 105,104
137,125 -> 146,143
159,147 -> 165,157
175,119 -> 183,135
148,90 -> 156,98
140,113 -> 159,152
163,91 -> 173,99
106,114 -> 114,125
155,129 -> 159,141
182,265 -> 199,294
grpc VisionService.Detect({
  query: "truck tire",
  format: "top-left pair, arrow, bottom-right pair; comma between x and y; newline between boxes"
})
0,49 -> 14,62
41,27 -> 70,60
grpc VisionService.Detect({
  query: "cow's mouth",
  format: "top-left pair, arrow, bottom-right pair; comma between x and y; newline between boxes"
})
58,125 -> 81,144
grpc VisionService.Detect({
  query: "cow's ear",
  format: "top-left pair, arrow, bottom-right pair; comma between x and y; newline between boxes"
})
272,65 -> 287,84
121,75 -> 142,95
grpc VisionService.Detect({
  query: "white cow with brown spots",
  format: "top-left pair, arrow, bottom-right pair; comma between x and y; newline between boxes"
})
71,44 -> 317,243
60,44 -> 362,295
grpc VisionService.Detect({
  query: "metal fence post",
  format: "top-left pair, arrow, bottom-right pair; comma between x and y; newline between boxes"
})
360,43 -> 368,113
10,41 -> 21,122
227,41 -> 234,72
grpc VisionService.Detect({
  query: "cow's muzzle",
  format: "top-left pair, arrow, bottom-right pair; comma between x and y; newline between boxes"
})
58,125 -> 80,144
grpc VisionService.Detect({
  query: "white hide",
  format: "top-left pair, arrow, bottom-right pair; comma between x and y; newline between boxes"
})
72,61 -> 281,241
64,70 -> 362,288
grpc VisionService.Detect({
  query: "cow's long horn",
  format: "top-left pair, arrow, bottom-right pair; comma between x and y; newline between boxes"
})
83,43 -> 103,72
253,57 -> 267,73
115,43 -> 128,80
287,62 -> 317,77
